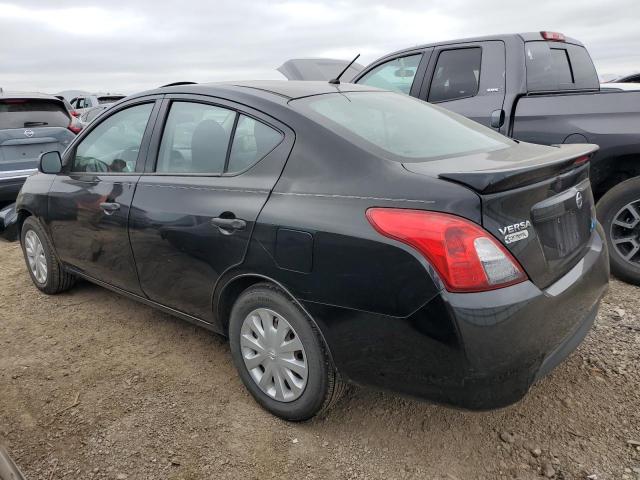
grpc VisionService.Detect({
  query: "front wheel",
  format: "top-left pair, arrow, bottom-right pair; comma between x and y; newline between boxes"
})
596,176 -> 640,285
228,283 -> 345,421
20,216 -> 75,294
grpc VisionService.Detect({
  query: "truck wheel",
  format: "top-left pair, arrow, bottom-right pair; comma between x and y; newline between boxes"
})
228,282 -> 345,421
596,177 -> 640,285
20,216 -> 76,294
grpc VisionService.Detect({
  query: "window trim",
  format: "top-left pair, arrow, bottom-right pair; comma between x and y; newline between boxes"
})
145,97 -> 285,178
427,46 -> 483,104
62,96 -> 162,176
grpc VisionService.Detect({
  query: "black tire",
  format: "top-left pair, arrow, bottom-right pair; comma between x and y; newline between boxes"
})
596,176 -> 640,285
20,216 -> 75,294
228,282 -> 345,421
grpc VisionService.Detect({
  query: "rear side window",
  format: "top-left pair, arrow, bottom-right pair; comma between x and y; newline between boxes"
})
227,115 -> 282,173
357,54 -> 422,95
157,103 -> 282,175
525,41 -> 599,91
71,103 -> 153,173
0,99 -> 70,129
292,91 -> 510,161
428,48 -> 482,102
157,102 -> 235,174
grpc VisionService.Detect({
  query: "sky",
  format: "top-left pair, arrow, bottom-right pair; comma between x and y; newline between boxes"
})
1,0 -> 639,94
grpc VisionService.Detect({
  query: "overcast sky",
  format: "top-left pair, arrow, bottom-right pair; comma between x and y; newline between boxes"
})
1,0 -> 639,94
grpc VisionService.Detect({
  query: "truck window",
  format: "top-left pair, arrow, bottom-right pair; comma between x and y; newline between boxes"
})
525,41 -> 599,91
428,48 -> 482,103
357,54 -> 422,95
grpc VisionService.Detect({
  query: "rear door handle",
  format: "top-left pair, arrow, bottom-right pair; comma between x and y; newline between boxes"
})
211,217 -> 247,232
100,202 -> 121,214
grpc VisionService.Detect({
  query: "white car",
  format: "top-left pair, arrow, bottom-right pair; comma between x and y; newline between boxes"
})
600,82 -> 640,91
68,93 -> 125,116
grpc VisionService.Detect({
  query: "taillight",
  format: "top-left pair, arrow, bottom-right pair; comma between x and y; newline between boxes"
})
366,208 -> 527,293
573,155 -> 590,166
541,31 -> 565,42
68,122 -> 82,134
71,110 -> 80,117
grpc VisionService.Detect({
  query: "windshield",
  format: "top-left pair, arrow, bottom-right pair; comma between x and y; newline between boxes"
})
291,91 -> 511,162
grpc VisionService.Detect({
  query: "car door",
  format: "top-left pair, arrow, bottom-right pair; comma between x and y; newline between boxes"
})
418,41 -> 507,131
47,97 -> 161,294
129,95 -> 294,321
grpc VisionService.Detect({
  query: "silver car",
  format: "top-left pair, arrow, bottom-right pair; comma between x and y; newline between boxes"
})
0,91 -> 76,202
68,93 -> 125,116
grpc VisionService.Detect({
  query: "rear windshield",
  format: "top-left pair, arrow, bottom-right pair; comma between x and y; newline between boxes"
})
525,41 -> 599,92
291,91 -> 511,162
97,96 -> 124,104
0,99 -> 70,129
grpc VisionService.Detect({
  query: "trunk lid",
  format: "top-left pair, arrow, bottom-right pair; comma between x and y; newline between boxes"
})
403,142 -> 599,288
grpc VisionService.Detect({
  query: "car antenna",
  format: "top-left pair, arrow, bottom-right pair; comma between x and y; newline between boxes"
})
328,54 -> 360,85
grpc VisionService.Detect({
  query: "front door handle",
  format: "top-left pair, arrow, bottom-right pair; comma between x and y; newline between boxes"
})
211,216 -> 247,233
100,202 -> 121,214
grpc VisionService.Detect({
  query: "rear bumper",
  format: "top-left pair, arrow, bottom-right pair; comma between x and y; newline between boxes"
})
305,225 -> 609,410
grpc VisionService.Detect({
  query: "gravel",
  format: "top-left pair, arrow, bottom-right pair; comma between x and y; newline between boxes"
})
0,240 -> 639,479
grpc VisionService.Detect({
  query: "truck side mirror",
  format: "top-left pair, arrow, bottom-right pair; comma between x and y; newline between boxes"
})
39,151 -> 62,174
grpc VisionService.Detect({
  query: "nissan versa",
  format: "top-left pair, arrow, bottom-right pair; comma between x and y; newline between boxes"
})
15,81 -> 609,421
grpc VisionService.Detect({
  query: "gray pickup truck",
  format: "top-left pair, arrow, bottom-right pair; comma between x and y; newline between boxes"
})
342,32 -> 640,284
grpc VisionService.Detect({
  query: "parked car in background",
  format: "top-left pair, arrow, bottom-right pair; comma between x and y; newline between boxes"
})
600,82 -> 640,91
15,81 -> 608,421
78,104 -> 112,127
55,95 -> 83,133
0,92 -> 76,202
68,93 -> 125,116
608,72 -> 640,84
346,31 -> 640,285
278,58 -> 363,81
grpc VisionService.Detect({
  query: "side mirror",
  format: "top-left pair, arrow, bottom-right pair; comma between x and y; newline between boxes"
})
39,151 -> 62,174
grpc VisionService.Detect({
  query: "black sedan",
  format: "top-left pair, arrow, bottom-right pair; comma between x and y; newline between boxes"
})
15,81 -> 609,420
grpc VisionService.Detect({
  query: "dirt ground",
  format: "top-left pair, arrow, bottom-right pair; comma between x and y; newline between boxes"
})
0,239 -> 639,480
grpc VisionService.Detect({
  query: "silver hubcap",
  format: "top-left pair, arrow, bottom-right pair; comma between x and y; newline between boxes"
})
240,308 -> 308,402
24,230 -> 47,284
610,200 -> 640,265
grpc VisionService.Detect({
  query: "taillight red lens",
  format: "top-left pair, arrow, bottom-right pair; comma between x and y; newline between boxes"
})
541,31 -> 565,41
71,110 -> 80,117
366,208 -> 527,293
573,155 -> 590,166
68,123 -> 82,134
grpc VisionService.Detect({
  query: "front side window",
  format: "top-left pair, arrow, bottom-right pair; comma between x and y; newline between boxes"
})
357,54 -> 422,95
428,48 -> 482,103
292,91 -> 510,161
157,102 -> 282,174
71,103 -> 153,173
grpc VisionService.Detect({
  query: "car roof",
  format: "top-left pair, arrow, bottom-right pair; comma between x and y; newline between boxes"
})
137,80 -> 382,104
0,91 -> 65,101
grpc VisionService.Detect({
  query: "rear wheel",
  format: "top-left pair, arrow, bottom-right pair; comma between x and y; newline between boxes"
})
596,177 -> 640,285
228,283 -> 345,421
20,217 -> 75,294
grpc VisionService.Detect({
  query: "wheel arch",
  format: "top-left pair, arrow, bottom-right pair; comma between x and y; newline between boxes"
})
592,154 -> 640,200
213,272 -> 337,365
